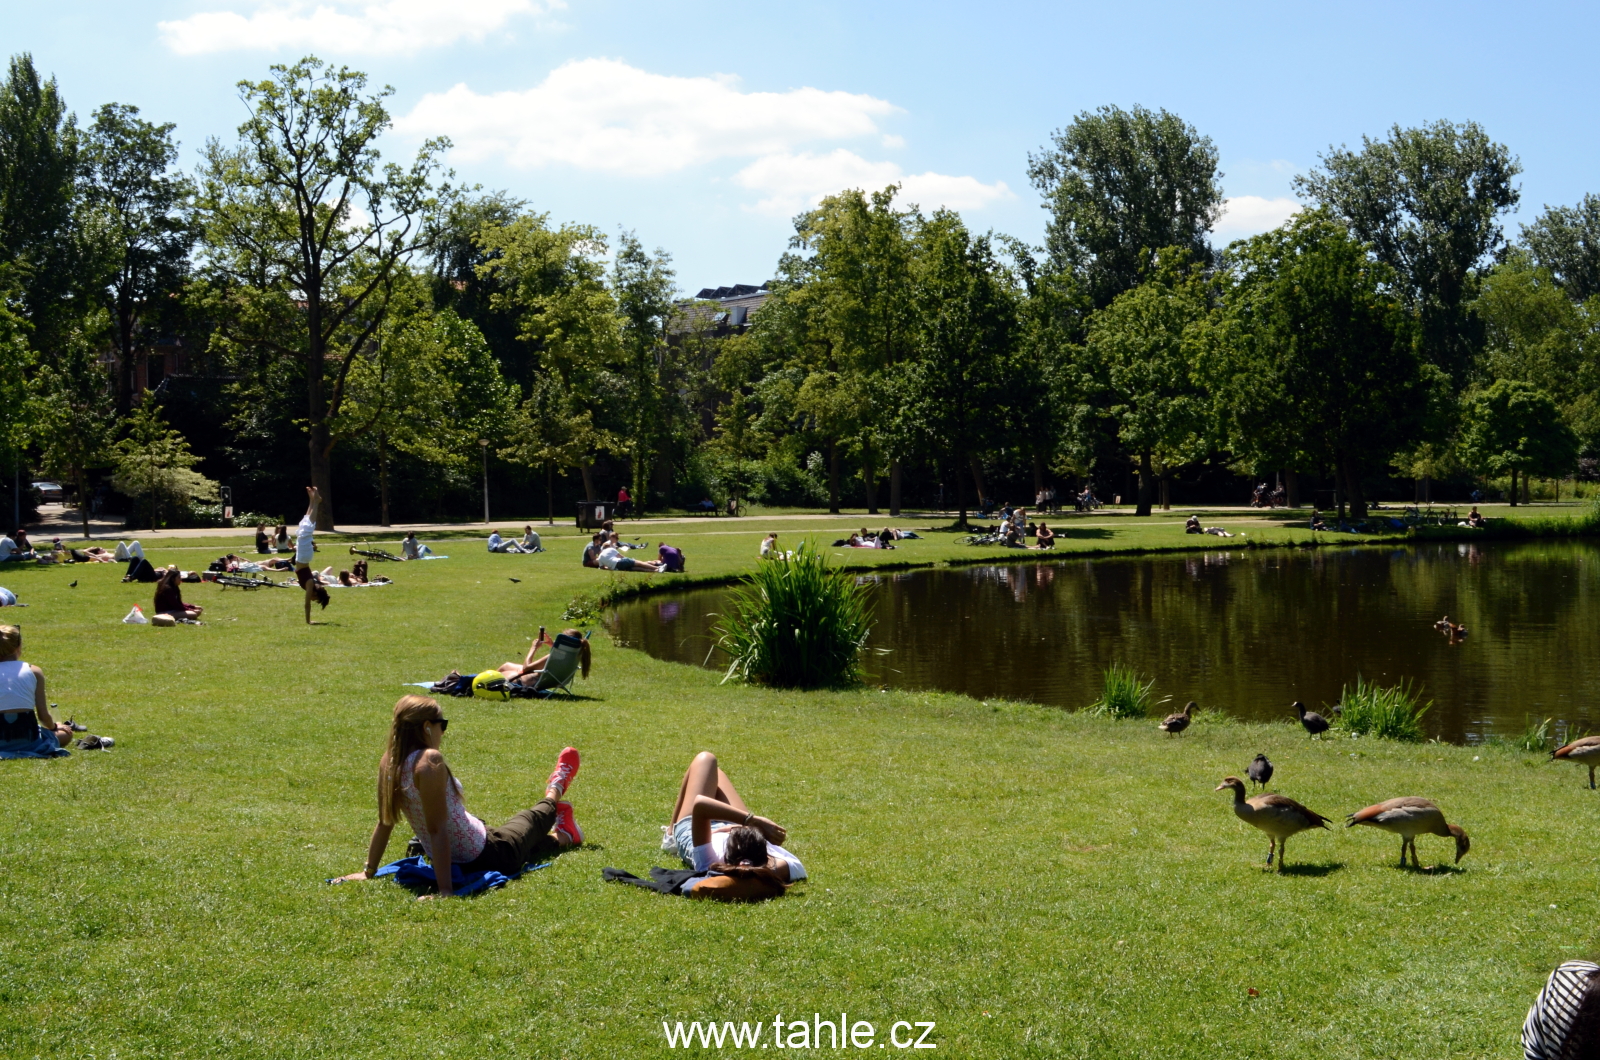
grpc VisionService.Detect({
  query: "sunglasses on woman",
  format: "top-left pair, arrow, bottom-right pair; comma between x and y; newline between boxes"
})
430,718 -> 449,732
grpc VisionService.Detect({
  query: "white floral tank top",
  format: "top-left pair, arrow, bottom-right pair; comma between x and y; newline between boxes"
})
399,750 -> 488,863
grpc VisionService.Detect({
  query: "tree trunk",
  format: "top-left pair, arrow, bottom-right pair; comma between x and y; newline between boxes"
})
969,456 -> 988,507
1343,457 -> 1367,518
546,462 -> 555,525
1524,472 -> 1532,504
1136,451 -> 1154,517
889,459 -> 902,517
828,441 -> 840,514
1032,452 -> 1045,504
956,452 -> 968,528
1286,470 -> 1299,509
863,440 -> 878,515
1509,468 -> 1518,507
77,467 -> 90,538
378,432 -> 390,527
1159,475 -> 1170,510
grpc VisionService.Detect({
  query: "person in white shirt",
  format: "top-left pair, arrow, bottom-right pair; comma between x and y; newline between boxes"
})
760,532 -> 778,559
401,532 -> 431,560
596,544 -> 663,573
294,487 -> 329,623
0,536 -> 15,562
0,624 -> 72,753
666,751 -> 805,901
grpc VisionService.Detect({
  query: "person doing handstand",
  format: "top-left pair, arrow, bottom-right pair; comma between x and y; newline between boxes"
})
333,695 -> 582,899
665,751 -> 806,900
497,627 -> 592,688
294,487 -> 330,623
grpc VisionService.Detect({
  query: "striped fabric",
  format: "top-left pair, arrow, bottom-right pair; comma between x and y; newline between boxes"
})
1525,961 -> 1600,1060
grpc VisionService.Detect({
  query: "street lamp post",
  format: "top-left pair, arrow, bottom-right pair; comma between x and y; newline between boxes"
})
479,439 -> 490,523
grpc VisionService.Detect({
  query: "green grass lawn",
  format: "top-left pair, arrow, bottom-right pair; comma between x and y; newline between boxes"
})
2,512 -> 1595,1058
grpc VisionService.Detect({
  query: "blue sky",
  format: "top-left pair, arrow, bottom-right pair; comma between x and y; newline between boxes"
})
6,1 -> 1598,290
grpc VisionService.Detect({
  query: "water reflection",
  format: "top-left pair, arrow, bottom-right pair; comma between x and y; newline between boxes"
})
606,541 -> 1600,742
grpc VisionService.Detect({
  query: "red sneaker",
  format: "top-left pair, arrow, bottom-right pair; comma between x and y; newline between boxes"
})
547,746 -> 580,795
555,801 -> 583,845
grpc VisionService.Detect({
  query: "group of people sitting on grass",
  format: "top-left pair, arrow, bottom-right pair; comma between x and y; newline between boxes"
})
335,693 -> 803,902
580,529 -> 685,573
1184,514 -> 1234,537
830,526 -> 922,549
487,526 -> 543,553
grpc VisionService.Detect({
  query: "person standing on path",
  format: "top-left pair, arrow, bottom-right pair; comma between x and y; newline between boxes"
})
294,487 -> 329,624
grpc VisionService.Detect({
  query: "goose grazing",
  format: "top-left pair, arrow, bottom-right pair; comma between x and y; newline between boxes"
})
1215,776 -> 1331,872
1347,797 -> 1469,868
1294,701 -> 1331,738
1246,753 -> 1274,791
1159,701 -> 1196,736
1551,735 -> 1600,789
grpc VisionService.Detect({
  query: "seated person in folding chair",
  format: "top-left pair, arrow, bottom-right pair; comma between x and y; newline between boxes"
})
497,627 -> 592,694
665,750 -> 806,901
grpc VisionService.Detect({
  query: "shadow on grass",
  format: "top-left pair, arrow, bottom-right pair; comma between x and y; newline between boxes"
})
1399,862 -> 1467,876
1276,861 -> 1345,877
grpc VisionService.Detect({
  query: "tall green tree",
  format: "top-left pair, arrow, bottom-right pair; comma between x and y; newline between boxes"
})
34,323 -> 116,536
81,103 -> 194,415
897,211 -> 1018,527
1220,210 -> 1428,518
611,230 -> 677,515
478,213 -> 621,500
195,57 -> 446,528
1456,379 -> 1579,504
1084,252 -> 1213,516
1296,120 -> 1520,386
0,53 -> 79,337
1520,194 -> 1600,301
1027,105 -> 1223,310
113,399 -> 217,531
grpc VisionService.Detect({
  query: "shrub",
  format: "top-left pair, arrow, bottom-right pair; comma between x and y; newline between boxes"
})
1485,715 -> 1552,753
715,539 -> 874,688
1085,664 -> 1167,720
1332,677 -> 1430,742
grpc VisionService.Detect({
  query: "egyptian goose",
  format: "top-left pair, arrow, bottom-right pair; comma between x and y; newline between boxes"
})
1551,735 -> 1600,789
1215,776 -> 1330,872
1246,753 -> 1274,791
1347,797 -> 1469,868
1294,701 -> 1330,738
1159,701 -> 1196,736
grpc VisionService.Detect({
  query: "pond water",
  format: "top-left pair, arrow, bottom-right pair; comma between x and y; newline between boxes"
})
605,540 -> 1600,742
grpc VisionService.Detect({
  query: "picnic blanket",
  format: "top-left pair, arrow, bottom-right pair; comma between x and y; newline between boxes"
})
329,854 -> 551,897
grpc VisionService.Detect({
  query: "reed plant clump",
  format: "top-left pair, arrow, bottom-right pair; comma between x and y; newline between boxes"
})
1485,715 -> 1552,753
1332,677 -> 1430,742
715,540 -> 874,689
1085,664 -> 1166,720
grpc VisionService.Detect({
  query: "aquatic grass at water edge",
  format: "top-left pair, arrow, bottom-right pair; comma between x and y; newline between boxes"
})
715,539 -> 875,689
1332,677 -> 1431,742
1085,664 -> 1168,720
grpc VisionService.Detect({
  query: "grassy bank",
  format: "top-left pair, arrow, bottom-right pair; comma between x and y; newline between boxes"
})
1,510 -> 1595,1058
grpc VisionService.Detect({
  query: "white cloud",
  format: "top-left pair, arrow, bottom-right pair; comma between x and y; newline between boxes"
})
733,150 -> 1013,216
158,0 -> 561,56
1214,195 -> 1302,237
396,59 -> 898,175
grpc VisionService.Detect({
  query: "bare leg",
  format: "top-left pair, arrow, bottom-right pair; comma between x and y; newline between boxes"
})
669,751 -> 722,823
53,725 -> 72,747
714,769 -> 750,815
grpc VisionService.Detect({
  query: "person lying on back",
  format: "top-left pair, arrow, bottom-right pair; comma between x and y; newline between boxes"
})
665,751 -> 805,901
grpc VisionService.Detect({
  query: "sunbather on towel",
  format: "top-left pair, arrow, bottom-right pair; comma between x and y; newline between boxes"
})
401,532 -> 433,560
496,626 -> 592,688
0,624 -> 72,753
333,695 -> 583,899
665,751 -> 806,901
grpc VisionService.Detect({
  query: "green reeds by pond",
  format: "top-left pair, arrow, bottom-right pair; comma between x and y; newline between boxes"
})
715,540 -> 875,689
1085,664 -> 1169,719
1332,677 -> 1431,742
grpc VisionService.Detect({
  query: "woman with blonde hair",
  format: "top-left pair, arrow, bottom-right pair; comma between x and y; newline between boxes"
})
333,695 -> 582,898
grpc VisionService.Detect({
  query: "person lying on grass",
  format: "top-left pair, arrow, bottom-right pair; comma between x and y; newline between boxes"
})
666,751 -> 806,901
496,627 -> 592,688
0,624 -> 73,752
334,695 -> 582,899
597,542 -> 664,572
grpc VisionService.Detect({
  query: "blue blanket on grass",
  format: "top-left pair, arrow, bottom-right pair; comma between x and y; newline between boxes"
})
329,855 -> 551,897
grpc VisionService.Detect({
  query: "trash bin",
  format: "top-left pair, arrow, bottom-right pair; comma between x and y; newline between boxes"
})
575,501 -> 615,529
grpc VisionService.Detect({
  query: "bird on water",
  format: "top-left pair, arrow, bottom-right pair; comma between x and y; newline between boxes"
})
1215,776 -> 1331,872
1346,797 -> 1469,869
1158,701 -> 1196,736
1294,701 -> 1330,738
1551,735 -> 1600,789
1246,753 -> 1274,791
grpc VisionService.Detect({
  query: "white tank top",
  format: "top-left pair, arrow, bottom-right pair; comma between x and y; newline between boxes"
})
0,659 -> 37,715
398,750 -> 487,864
